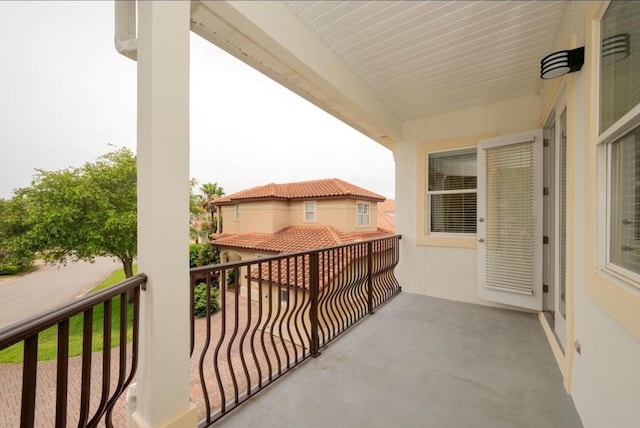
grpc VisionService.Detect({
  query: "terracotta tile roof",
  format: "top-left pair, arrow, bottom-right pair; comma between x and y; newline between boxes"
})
214,225 -> 396,290
213,225 -> 391,253
211,232 -> 274,251
377,210 -> 395,233
250,251 -> 351,290
214,178 -> 385,204
378,199 -> 396,214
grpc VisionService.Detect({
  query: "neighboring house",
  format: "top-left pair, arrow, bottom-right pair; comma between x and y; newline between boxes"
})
211,177 -> 392,262
210,178 -> 395,344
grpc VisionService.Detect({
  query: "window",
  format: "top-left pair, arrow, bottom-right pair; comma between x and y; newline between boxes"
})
303,201 -> 316,222
427,148 -> 477,234
356,202 -> 370,227
600,1 -> 640,286
234,204 -> 240,221
279,288 -> 289,302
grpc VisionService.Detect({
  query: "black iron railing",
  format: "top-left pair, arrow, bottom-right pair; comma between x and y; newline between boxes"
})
190,235 -> 401,426
0,274 -> 146,428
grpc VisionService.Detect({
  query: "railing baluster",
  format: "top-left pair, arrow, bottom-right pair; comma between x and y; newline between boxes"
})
212,268 -> 226,415
367,241 -> 374,314
250,264 -> 264,389
309,252 -> 320,357
21,334 -> 38,428
276,258 -> 290,372
239,262 -> 253,397
78,308 -> 93,427
199,271 -> 213,424
227,267 -> 240,404
55,320 -> 69,428
284,257 -> 295,367
267,261 -> 280,377
104,292 -> 128,428
87,300 -> 112,427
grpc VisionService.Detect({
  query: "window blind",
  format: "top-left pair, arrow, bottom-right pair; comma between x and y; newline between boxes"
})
428,148 -> 477,233
610,129 -> 640,274
485,141 -> 535,295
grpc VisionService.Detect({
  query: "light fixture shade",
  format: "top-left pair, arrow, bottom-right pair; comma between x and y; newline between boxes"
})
602,34 -> 630,65
540,47 -> 585,80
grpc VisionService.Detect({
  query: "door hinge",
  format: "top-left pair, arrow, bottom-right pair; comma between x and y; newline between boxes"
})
543,138 -> 550,147
543,187 -> 549,196
543,236 -> 549,244
543,284 -> 549,293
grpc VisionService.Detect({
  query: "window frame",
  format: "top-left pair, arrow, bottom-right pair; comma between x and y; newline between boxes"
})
234,204 -> 240,221
596,2 -> 640,289
303,201 -> 316,222
426,146 -> 478,236
356,201 -> 371,228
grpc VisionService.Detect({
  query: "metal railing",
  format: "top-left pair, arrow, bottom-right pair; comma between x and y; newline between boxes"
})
190,235 -> 401,426
0,274 -> 146,428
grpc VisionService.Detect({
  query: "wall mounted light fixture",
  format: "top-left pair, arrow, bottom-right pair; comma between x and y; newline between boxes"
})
602,34 -> 630,65
540,47 -> 585,79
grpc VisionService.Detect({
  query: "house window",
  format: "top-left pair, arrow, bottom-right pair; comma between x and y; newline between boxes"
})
279,288 -> 289,302
356,202 -> 370,227
599,1 -> 640,287
427,148 -> 477,234
303,201 -> 316,222
234,204 -> 240,221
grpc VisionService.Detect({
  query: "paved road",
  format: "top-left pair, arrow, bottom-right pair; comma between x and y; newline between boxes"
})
0,257 -> 121,329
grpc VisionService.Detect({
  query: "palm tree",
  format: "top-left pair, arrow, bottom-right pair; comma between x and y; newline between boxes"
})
189,179 -> 205,243
200,182 -> 225,233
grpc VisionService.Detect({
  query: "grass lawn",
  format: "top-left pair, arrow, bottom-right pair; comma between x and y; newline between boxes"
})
0,264 -> 138,363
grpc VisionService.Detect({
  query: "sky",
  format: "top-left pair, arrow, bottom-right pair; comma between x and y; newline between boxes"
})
0,2 -> 395,200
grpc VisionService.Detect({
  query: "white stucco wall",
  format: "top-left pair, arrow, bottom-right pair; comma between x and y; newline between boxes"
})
564,3 -> 640,422
395,93 -> 541,306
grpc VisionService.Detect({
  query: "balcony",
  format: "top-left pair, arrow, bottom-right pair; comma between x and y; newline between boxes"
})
213,292 -> 582,427
0,235 -> 581,427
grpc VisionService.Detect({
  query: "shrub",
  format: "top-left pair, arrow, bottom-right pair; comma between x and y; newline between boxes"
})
227,268 -> 237,286
196,243 -> 220,267
189,243 -> 203,268
193,282 -> 220,317
0,264 -> 21,275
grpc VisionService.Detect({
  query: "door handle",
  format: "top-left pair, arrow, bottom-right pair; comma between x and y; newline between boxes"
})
478,238 -> 485,243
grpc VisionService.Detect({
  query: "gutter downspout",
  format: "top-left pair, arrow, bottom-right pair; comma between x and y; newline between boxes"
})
115,0 -> 137,61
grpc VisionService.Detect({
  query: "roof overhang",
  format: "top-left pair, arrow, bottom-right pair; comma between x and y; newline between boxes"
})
190,1 -> 567,149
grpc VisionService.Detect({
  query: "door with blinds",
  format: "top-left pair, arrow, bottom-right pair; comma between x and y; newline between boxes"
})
477,130 -> 543,311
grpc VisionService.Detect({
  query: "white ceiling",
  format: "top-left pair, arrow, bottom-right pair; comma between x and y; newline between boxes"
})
191,1 -> 567,145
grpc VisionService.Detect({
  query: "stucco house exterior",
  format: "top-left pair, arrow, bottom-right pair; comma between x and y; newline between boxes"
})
206,178 -> 395,345
210,178 -> 392,260
105,1 -> 640,427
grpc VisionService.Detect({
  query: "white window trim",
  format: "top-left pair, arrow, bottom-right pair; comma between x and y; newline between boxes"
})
426,146 -> 477,236
596,4 -> 640,290
356,201 -> 371,228
303,201 -> 316,222
234,204 -> 240,221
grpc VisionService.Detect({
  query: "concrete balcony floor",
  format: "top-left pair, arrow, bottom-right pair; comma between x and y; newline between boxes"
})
214,292 -> 582,428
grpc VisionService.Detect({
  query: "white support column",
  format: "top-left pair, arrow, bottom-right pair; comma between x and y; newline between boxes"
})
133,1 -> 196,427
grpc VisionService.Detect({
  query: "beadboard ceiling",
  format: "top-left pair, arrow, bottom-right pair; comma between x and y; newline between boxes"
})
191,1 -> 567,146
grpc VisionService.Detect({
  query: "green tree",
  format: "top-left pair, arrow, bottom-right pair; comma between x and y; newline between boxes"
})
25,148 -> 137,278
0,192 -> 36,273
200,182 -> 224,233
